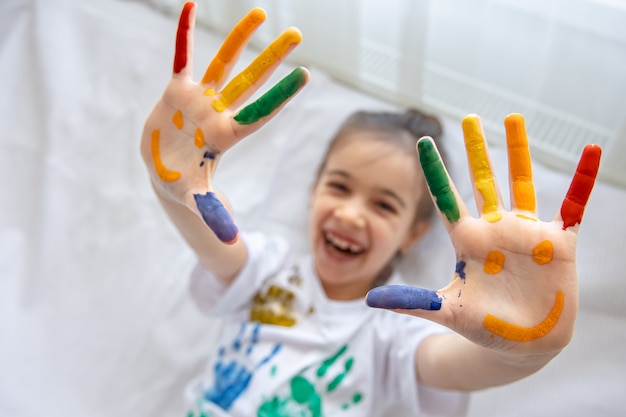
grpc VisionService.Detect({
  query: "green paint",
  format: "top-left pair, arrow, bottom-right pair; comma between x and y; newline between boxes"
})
256,344 -> 359,416
418,139 -> 460,223
317,344 -> 347,377
234,67 -> 307,125
270,364 -> 277,377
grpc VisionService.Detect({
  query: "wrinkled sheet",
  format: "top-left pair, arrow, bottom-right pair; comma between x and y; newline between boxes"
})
1,1 -> 625,416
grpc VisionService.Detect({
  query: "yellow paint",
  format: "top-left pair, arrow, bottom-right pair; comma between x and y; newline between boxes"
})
532,240 -> 553,265
462,115 -> 502,222
250,284 -> 298,327
505,113 -> 536,213
201,8 -> 266,85
484,250 -> 505,274
194,128 -> 205,148
203,87 -> 217,97
483,290 -> 564,342
172,110 -> 184,129
151,130 -> 181,182
516,213 -> 537,222
211,28 -> 302,112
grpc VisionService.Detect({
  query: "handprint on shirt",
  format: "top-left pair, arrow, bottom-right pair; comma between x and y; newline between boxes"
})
204,322 -> 281,411
257,345 -> 363,417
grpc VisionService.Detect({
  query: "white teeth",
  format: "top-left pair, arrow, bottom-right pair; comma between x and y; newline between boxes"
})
325,233 -> 363,254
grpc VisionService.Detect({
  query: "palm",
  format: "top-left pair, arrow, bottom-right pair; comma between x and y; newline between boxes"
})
140,2 -> 308,243
368,114 -> 601,354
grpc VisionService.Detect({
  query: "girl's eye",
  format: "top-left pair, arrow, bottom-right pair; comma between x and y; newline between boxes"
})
377,201 -> 397,214
328,181 -> 348,192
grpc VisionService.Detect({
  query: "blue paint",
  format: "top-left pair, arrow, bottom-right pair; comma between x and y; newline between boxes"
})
194,191 -> 238,243
204,322 -> 281,410
366,285 -> 442,310
203,151 -> 216,159
455,260 -> 466,280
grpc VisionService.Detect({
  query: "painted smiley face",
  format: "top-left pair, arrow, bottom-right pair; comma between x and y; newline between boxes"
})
479,239 -> 564,342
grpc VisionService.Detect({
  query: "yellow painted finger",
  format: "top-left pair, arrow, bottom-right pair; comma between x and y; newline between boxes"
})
211,28 -> 302,112
201,8 -> 266,85
462,115 -> 501,222
504,113 -> 536,214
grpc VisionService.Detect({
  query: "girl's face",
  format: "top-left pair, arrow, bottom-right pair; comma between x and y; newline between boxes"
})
309,132 -> 428,301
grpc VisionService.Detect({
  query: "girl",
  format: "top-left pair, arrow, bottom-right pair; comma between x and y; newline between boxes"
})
140,3 -> 601,416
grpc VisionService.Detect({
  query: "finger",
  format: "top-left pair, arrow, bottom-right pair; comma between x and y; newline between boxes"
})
173,2 -> 196,77
233,67 -> 309,126
366,285 -> 442,311
211,28 -> 302,113
558,144 -> 602,230
193,191 -> 239,244
462,114 -> 503,222
201,8 -> 266,87
417,137 -> 469,227
504,113 -> 536,215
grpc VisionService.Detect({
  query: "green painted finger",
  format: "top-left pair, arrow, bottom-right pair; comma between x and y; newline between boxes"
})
418,138 -> 460,223
233,67 -> 308,125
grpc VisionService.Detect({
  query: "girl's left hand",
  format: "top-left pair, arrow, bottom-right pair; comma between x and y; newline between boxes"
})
367,113 -> 601,355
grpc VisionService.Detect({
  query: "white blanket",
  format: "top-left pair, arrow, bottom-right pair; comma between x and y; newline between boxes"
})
1,1 -> 625,416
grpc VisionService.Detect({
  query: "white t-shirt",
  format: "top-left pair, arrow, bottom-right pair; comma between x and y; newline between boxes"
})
186,232 -> 468,417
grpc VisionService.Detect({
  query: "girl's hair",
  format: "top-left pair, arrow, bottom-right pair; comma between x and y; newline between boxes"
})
315,108 -> 447,226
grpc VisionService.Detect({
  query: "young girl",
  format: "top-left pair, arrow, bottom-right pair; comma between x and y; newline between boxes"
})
141,3 -> 602,416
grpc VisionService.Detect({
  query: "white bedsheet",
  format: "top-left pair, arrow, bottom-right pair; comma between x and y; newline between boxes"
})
1,1 -> 625,416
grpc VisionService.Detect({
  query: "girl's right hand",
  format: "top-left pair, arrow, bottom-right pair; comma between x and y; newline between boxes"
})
140,2 -> 308,244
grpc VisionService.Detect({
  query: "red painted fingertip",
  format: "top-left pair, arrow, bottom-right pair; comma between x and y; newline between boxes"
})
173,2 -> 195,74
560,144 -> 602,229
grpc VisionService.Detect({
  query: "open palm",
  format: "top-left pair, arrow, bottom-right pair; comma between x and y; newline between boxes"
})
368,114 -> 601,355
140,2 -> 308,243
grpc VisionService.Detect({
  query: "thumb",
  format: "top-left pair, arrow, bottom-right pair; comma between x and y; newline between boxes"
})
366,285 -> 442,311
193,191 -> 239,244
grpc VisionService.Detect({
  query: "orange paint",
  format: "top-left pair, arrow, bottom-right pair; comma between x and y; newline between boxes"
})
532,240 -> 553,265
194,128 -> 205,148
483,290 -> 564,342
151,130 -> 181,182
201,8 -> 266,85
504,114 -> 536,213
484,250 -> 505,274
462,115 -> 501,222
211,28 -> 302,112
172,110 -> 184,129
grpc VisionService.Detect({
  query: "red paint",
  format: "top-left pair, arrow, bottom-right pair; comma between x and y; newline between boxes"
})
560,144 -> 601,229
173,2 -> 194,74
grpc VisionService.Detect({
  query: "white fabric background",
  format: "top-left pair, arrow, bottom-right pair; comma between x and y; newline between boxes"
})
1,0 -> 625,416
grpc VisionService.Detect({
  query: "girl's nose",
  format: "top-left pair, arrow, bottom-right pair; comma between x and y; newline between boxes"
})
334,200 -> 366,228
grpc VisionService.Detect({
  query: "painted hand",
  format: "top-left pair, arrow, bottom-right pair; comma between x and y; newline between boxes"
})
140,2 -> 308,243
367,113 -> 601,353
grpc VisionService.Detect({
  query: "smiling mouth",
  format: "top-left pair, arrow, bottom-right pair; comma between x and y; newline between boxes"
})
325,232 -> 365,255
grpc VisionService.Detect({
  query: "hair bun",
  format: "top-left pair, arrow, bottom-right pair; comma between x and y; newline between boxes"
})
404,108 -> 443,139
